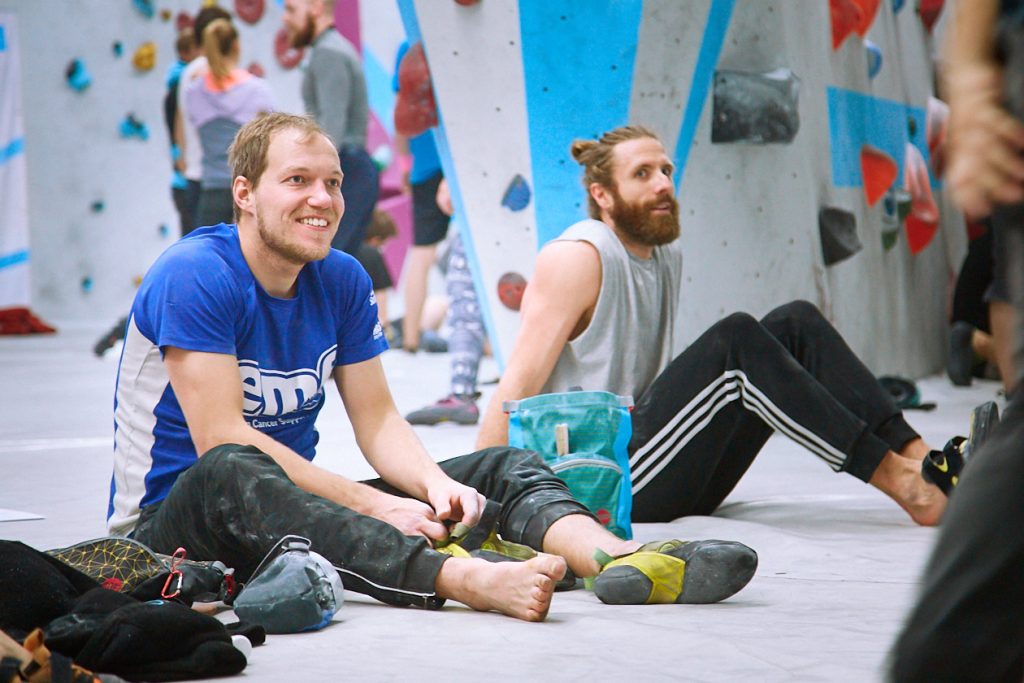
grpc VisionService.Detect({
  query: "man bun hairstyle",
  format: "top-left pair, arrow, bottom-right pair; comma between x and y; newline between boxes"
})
571,125 -> 660,219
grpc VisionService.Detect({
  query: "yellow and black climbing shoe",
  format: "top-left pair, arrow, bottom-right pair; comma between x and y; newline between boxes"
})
591,539 -> 757,605
922,438 -> 966,496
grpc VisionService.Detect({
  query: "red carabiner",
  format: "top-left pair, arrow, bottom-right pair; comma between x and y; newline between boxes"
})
161,547 -> 187,599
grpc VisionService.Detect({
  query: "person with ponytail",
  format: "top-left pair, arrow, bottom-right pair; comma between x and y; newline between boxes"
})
185,17 -> 274,228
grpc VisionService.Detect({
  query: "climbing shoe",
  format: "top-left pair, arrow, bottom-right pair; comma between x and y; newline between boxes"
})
966,400 -> 999,458
946,321 -> 977,386
922,438 -> 967,496
591,539 -> 757,605
406,394 -> 480,426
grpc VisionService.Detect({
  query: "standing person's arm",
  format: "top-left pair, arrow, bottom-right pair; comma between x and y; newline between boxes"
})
310,50 -> 353,145
945,0 -> 1024,215
475,241 -> 602,448
164,347 -> 468,539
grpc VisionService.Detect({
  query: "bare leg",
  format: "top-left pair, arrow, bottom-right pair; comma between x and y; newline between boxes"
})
401,244 -> 437,351
972,328 -> 995,365
434,555 -> 567,622
541,514 -> 641,578
990,300 -> 1018,394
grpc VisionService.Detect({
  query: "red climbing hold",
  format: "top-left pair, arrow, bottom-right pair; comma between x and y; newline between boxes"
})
497,273 -> 528,312
830,0 -> 863,50
860,145 -> 898,207
904,143 -> 939,223
247,61 -> 265,78
926,96 -> 949,176
274,27 -> 304,70
454,0 -> 480,5
852,0 -> 880,36
905,215 -> 938,254
394,42 -> 438,137
175,11 -> 194,32
917,0 -> 944,33
235,0 -> 265,25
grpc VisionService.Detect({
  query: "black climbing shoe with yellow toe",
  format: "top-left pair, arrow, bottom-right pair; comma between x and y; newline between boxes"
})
591,539 -> 757,605
922,400 -> 999,496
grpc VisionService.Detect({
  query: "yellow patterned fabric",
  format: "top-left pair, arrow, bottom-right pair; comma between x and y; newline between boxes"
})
599,551 -> 687,604
47,537 -> 167,592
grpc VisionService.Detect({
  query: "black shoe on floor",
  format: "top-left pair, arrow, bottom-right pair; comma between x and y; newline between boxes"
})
947,321 -> 976,386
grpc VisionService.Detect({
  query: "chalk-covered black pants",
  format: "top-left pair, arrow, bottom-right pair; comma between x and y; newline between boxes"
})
132,446 -> 591,609
630,300 -> 920,521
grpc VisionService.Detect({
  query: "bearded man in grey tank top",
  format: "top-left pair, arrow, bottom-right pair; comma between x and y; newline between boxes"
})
479,126 -> 966,530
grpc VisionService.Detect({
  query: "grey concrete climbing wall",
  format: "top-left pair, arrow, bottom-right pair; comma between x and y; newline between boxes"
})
0,0 -> 303,323
402,0 -> 962,377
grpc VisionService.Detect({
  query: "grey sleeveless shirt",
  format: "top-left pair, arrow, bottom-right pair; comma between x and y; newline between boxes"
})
541,219 -> 683,400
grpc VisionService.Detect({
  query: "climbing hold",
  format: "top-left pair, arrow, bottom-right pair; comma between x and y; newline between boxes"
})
274,28 -> 304,70
235,0 -> 265,24
81,276 -> 93,293
830,0 -> 862,50
501,174 -> 532,212
176,11 -> 194,31
884,187 -> 913,222
819,207 -> 862,266
133,41 -> 156,72
853,0 -> 880,35
881,228 -> 900,251
160,8 -> 173,21
917,0 -> 944,33
91,199 -> 105,213
859,145 -> 897,206
247,61 -> 265,78
711,68 -> 800,144
926,96 -> 949,175
112,41 -> 123,58
865,40 -> 882,79
455,0 -> 481,5
892,0 -> 906,13
119,114 -> 150,141
159,223 -> 170,237
65,59 -> 92,92
394,42 -> 439,137
133,0 -> 155,19
905,214 -> 938,254
904,143 -> 939,223
497,273 -> 527,311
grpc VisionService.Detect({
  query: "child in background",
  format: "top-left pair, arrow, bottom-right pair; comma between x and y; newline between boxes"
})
357,211 -> 398,335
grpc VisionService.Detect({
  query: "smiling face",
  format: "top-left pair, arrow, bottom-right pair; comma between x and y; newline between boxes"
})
601,137 -> 680,247
243,126 -> 344,265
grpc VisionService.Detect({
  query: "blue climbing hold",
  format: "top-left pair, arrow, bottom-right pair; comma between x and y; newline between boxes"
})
91,199 -> 105,213
501,174 -> 532,212
133,0 -> 155,19
865,40 -> 882,79
81,276 -> 93,293
159,223 -> 170,237
892,0 -> 906,13
112,41 -> 123,57
119,114 -> 149,141
65,59 -> 92,92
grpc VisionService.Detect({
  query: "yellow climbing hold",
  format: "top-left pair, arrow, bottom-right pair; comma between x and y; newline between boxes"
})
133,41 -> 156,72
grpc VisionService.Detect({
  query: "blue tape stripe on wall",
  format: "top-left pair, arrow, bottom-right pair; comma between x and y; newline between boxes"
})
520,0 -> 643,248
673,0 -> 735,191
827,87 -> 935,188
0,250 -> 29,271
0,137 -> 24,166
364,48 -> 395,137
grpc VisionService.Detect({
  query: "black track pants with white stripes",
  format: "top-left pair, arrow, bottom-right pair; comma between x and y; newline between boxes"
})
629,300 -> 919,522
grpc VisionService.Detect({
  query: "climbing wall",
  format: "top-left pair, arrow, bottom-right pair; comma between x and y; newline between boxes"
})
401,0 -> 961,376
0,11 -> 28,309
0,0 -> 304,323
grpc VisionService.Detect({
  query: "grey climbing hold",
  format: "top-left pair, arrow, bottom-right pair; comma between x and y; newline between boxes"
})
819,207 -> 862,266
712,68 -> 800,144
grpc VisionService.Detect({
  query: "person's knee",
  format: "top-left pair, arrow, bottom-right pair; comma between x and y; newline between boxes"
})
197,443 -> 271,477
761,299 -> 825,332
477,446 -> 545,470
713,311 -> 761,341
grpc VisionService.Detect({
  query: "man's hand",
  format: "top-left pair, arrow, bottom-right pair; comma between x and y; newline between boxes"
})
425,477 -> 485,528
946,65 -> 1024,216
369,491 -> 449,540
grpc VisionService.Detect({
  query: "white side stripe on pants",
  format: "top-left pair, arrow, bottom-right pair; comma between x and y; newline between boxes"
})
630,369 -> 848,494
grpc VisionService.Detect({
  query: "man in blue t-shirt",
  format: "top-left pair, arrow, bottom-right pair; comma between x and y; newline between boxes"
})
107,112 -> 756,620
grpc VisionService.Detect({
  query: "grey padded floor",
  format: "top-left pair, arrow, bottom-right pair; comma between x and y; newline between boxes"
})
0,323 -> 1000,682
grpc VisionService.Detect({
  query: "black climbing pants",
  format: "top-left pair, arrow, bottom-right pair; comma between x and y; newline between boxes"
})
132,445 -> 591,609
630,300 -> 919,521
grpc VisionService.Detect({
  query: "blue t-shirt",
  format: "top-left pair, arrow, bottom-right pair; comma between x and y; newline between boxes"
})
107,224 -> 387,535
393,41 -> 442,184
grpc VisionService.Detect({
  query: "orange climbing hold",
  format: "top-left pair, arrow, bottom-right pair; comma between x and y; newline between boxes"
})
394,42 -> 438,137
852,0 -> 880,36
860,145 -> 898,206
905,214 -> 938,254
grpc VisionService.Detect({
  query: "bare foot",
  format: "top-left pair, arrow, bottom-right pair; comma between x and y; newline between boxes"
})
870,451 -> 948,526
436,555 -> 567,622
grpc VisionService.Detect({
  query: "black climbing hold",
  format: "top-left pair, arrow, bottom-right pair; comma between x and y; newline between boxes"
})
712,68 -> 800,144
818,207 -> 862,266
